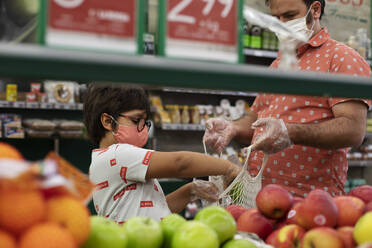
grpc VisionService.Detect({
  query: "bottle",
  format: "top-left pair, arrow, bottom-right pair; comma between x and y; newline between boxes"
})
242,20 -> 251,48
181,105 -> 190,124
249,25 -> 262,49
262,28 -> 271,50
269,32 -> 278,51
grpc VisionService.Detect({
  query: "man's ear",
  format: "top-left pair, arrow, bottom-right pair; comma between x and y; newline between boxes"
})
101,113 -> 114,132
312,1 -> 322,20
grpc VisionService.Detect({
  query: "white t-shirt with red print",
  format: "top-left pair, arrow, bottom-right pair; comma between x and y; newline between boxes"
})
89,144 -> 171,223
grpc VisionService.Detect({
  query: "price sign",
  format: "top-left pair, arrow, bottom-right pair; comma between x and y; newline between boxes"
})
39,0 -> 146,54
158,0 -> 243,63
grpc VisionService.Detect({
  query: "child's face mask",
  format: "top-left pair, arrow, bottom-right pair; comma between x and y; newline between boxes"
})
110,116 -> 148,147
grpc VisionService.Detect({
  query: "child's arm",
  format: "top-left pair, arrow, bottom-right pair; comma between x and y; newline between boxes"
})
146,151 -> 241,181
165,180 -> 219,213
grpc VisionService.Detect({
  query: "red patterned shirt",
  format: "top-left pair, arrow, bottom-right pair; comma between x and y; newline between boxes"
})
249,27 -> 371,197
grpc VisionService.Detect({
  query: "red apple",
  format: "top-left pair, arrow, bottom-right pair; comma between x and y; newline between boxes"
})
237,209 -> 274,240
301,227 -> 344,248
266,229 -> 279,245
225,205 -> 248,222
286,203 -> 301,225
256,184 -> 293,219
349,185 -> 372,204
365,202 -> 372,212
334,196 -> 365,227
337,226 -> 356,248
275,219 -> 287,230
292,197 -> 304,207
265,224 -> 305,248
295,189 -> 338,230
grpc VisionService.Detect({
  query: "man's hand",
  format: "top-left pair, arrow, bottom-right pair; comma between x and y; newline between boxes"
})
190,180 -> 220,202
251,118 -> 292,154
203,118 -> 237,154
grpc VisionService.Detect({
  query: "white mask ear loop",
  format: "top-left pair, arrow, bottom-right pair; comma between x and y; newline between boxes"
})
108,115 -> 119,135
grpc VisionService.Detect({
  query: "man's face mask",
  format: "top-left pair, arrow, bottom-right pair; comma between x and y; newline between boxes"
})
275,5 -> 315,49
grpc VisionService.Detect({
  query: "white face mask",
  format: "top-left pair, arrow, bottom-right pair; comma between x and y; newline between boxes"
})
276,6 -> 315,49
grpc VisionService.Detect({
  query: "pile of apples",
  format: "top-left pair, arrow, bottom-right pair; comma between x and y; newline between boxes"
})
84,206 -> 258,248
225,184 -> 372,248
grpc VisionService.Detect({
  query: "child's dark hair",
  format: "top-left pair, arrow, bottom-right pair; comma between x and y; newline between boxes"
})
83,83 -> 151,146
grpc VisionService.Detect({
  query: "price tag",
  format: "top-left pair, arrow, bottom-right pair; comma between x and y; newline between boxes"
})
0,101 -> 10,108
159,0 -> 243,63
40,0 -> 146,54
40,103 -> 54,109
26,102 -> 40,109
76,103 -> 84,110
13,102 -> 26,108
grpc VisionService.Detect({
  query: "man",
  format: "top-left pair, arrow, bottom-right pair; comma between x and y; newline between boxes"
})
204,0 -> 371,197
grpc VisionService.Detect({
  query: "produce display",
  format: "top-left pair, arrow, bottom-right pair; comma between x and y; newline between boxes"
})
1,142 -> 372,248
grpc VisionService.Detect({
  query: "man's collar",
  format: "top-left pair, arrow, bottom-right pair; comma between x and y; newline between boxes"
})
297,27 -> 330,55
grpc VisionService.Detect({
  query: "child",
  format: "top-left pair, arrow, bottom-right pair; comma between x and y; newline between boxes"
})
83,84 -> 241,222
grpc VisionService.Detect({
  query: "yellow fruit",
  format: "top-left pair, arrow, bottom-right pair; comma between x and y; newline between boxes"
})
354,212 -> 372,245
19,222 -> 76,248
0,189 -> 45,235
0,142 -> 23,160
46,196 -> 90,246
0,229 -> 17,248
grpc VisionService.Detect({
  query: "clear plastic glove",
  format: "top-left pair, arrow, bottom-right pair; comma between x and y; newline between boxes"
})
203,118 -> 236,154
251,118 -> 292,154
190,180 -> 219,202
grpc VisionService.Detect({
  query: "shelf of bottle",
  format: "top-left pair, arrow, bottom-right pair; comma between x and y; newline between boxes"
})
158,123 -> 205,131
243,48 -> 278,59
348,160 -> 372,167
0,101 -> 83,111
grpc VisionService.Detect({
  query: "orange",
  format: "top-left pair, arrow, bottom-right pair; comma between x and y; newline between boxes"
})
0,229 -> 17,248
19,222 -> 76,248
0,189 -> 45,235
0,142 -> 23,160
46,196 -> 90,246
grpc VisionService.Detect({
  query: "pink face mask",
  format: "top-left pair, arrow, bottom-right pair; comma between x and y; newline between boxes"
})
111,119 -> 149,147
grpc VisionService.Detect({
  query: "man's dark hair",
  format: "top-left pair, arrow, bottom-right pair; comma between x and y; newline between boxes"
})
265,0 -> 326,20
83,83 -> 151,146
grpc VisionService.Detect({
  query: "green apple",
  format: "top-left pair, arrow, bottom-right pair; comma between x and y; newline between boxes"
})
123,216 -> 163,248
81,216 -> 128,248
222,239 -> 257,248
172,221 -> 219,248
195,206 -> 236,244
161,214 -> 187,248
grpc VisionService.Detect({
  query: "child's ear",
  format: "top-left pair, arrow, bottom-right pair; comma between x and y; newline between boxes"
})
101,113 -> 114,132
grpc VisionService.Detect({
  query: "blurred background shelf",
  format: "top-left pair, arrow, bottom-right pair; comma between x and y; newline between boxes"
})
243,48 -> 277,58
160,123 -> 205,131
0,100 -> 83,110
348,160 -> 372,167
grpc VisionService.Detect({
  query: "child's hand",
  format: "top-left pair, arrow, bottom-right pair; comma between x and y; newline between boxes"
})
223,163 -> 242,188
190,180 -> 219,202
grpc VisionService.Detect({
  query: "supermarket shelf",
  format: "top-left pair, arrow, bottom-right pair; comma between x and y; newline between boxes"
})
161,87 -> 258,97
243,48 -> 278,59
365,133 -> 372,139
0,45 -> 372,98
160,123 -> 205,131
0,101 -> 83,111
348,160 -> 372,167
